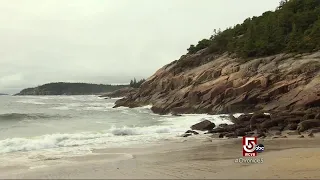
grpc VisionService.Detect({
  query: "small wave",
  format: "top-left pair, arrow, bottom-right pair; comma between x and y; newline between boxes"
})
52,106 -> 70,110
0,133 -> 112,153
16,99 -> 46,105
0,113 -> 70,121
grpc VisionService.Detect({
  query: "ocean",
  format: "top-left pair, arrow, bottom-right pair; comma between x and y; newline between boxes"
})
0,95 -> 233,167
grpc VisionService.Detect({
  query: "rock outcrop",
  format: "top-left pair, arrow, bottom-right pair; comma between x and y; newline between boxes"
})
205,111 -> 320,139
99,87 -> 138,98
114,49 -> 320,115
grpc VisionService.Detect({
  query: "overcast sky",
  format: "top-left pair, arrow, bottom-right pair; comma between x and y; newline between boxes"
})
0,0 -> 280,94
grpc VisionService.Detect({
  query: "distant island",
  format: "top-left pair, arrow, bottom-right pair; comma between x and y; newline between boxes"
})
15,82 -> 129,96
0,93 -> 8,96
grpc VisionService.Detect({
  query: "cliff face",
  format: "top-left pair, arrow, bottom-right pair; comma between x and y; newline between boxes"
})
99,87 -> 138,98
114,49 -> 320,114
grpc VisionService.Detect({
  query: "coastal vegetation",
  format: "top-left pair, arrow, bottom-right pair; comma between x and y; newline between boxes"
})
187,0 -> 320,58
15,82 -> 129,95
129,78 -> 146,88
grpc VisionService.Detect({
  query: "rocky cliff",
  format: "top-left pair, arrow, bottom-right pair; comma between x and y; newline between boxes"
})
114,49 -> 320,115
99,87 -> 138,98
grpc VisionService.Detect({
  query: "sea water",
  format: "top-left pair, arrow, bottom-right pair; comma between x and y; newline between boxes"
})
0,95 -> 233,166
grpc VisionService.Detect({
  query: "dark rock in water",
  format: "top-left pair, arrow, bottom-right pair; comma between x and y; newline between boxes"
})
185,130 -> 199,135
181,133 -> 192,137
172,112 -> 182,116
251,113 -> 270,121
218,123 -> 228,128
191,119 -> 215,131
297,119 -> 320,132
298,135 -> 305,138
308,132 -> 315,138
237,114 -> 253,123
228,114 -> 238,124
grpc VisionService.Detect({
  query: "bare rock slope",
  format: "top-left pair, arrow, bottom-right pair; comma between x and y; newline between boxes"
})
114,49 -> 320,115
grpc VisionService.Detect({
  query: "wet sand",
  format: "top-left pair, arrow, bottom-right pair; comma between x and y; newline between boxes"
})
1,135 -> 320,179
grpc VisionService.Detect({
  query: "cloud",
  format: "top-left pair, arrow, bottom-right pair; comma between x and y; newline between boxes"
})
0,0 -> 280,94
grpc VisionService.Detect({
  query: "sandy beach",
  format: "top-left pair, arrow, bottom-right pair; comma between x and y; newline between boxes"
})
1,134 -> 319,179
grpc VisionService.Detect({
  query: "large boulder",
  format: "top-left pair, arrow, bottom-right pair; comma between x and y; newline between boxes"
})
297,119 -> 320,132
191,119 -> 215,131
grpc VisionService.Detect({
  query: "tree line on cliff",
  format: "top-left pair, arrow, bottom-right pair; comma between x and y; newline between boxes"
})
129,78 -> 146,88
15,82 -> 129,95
187,0 -> 320,58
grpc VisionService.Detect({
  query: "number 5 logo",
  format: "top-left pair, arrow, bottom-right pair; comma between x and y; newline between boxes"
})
243,137 -> 256,152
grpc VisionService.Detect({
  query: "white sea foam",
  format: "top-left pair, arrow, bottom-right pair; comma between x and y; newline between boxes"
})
0,114 -> 232,154
16,99 -> 46,105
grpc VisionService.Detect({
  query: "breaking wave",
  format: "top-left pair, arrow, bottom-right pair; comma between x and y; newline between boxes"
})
0,113 -> 70,121
0,114 -> 233,154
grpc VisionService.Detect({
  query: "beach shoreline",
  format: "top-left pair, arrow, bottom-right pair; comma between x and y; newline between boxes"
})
1,134 -> 320,179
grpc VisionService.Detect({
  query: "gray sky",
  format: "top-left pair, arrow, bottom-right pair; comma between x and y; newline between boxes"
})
0,0 -> 280,94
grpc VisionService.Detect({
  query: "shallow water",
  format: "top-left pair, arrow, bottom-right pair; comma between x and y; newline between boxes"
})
0,95 -> 233,164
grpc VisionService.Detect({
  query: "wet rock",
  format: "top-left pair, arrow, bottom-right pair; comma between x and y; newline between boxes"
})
303,114 -> 316,120
289,111 -> 306,117
260,118 -> 283,129
218,123 -> 228,128
181,133 -> 192,137
237,114 -> 253,123
225,133 -> 238,138
172,112 -> 182,116
309,127 -> 320,133
315,113 -> 320,119
185,130 -> 199,135
191,119 -> 216,131
268,130 -> 282,136
308,132 -> 315,138
286,131 -> 301,135
285,118 -> 301,124
285,123 -> 298,130
228,114 -> 239,124
298,135 -> 305,138
249,113 -> 270,130
235,127 -> 250,136
297,119 -> 320,132
210,133 -> 225,138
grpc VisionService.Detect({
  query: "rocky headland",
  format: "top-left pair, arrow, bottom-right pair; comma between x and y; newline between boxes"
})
114,51 -> 320,115
16,82 -> 128,96
112,0 -> 320,138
